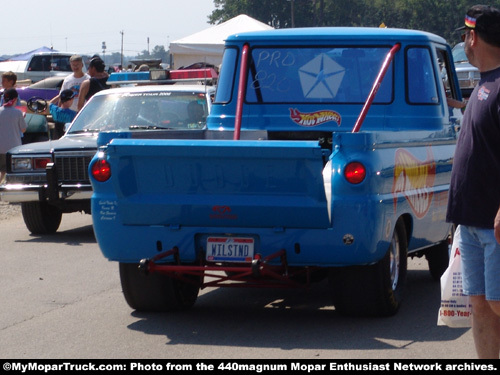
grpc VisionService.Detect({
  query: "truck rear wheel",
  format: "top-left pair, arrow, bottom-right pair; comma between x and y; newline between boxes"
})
119,262 -> 200,312
330,219 -> 408,317
21,201 -> 62,234
425,241 -> 449,281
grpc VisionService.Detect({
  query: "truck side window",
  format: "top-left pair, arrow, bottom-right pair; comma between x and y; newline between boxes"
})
406,47 -> 439,104
27,56 -> 43,71
214,48 -> 238,104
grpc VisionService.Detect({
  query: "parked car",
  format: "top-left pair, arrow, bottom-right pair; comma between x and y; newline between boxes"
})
16,76 -> 64,102
0,81 -> 216,234
0,52 -> 88,83
452,42 -> 480,98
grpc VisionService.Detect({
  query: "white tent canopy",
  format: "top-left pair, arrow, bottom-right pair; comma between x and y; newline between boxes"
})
170,14 -> 273,69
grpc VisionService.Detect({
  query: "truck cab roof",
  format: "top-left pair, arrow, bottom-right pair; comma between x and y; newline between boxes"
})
209,27 -> 460,133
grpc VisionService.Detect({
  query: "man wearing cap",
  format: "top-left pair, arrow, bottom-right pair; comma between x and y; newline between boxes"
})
0,88 -> 27,182
77,56 -> 109,111
446,4 -> 500,359
48,89 -> 78,139
59,55 -> 89,112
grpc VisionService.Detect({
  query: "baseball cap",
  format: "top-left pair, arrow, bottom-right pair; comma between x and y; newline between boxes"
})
89,56 -> 105,71
60,89 -> 76,102
457,5 -> 500,46
3,88 -> 18,102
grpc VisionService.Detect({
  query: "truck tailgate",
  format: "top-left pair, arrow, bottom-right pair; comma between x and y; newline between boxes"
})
106,139 -> 330,229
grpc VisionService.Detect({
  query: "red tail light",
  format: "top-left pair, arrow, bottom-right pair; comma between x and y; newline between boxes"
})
344,162 -> 366,184
91,159 -> 111,182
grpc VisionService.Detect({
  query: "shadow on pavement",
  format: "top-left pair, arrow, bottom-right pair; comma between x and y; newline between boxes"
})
126,261 -> 468,352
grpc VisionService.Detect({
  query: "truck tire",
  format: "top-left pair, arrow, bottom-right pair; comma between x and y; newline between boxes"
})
425,225 -> 454,281
119,262 -> 200,312
329,219 -> 408,317
21,201 -> 62,234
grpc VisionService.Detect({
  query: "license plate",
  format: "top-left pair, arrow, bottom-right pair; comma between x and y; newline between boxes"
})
206,237 -> 254,262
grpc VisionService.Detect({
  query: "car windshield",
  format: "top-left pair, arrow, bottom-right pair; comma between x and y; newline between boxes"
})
452,43 -> 468,63
68,90 -> 209,134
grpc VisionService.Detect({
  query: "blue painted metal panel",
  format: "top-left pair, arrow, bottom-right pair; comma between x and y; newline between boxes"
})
105,139 -> 330,229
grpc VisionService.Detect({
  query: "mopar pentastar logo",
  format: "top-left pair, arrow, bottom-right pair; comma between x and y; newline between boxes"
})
392,147 -> 436,219
298,53 -> 345,98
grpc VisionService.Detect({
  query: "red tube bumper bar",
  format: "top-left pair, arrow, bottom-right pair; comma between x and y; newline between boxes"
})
139,247 -> 318,289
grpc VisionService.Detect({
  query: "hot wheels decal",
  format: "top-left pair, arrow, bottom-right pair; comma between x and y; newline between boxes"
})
289,108 -> 342,127
392,147 -> 436,219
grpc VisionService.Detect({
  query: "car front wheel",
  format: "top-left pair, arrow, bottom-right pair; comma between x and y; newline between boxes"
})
21,201 -> 62,234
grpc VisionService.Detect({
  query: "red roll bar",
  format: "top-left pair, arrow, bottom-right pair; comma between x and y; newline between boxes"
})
234,44 -> 250,140
352,43 -> 401,133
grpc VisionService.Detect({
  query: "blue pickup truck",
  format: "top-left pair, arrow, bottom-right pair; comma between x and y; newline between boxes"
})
90,28 -> 463,317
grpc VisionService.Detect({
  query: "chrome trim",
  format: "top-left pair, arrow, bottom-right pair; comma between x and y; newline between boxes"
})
0,190 -> 39,203
0,184 -> 92,203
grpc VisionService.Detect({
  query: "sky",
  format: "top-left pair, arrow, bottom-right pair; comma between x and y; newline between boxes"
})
0,0 -> 216,57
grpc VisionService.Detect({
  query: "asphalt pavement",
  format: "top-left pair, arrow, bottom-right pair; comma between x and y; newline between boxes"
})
0,207 -> 476,359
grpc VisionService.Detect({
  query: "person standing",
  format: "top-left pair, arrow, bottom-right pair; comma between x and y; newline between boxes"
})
77,56 -> 109,111
59,55 -> 89,112
48,89 -> 78,139
0,89 -> 27,182
446,4 -> 500,359
0,71 -> 21,106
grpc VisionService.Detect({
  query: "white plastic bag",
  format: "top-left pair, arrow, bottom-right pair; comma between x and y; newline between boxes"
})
437,225 -> 472,327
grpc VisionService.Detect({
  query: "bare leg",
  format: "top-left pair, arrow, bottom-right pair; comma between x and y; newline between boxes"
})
471,295 -> 500,359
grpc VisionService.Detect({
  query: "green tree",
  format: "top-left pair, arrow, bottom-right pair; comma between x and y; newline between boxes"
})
135,45 -> 169,62
209,0 -> 313,28
208,0 -> 500,45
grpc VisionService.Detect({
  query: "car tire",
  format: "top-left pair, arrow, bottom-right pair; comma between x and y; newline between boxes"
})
119,262 -> 200,312
329,219 -> 408,317
21,201 -> 62,234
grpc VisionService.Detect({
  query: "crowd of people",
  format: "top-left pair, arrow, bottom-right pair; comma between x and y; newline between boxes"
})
1,54 -> 111,135
0,55 -> 111,182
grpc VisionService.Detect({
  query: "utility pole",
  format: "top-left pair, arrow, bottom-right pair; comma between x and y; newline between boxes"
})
120,30 -> 124,69
102,41 -> 106,67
